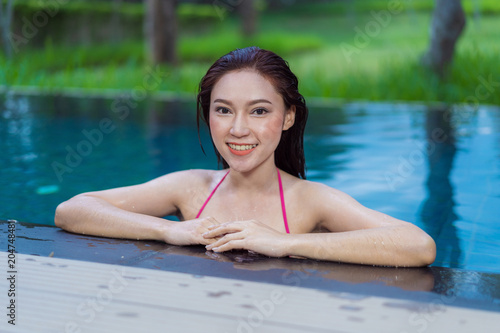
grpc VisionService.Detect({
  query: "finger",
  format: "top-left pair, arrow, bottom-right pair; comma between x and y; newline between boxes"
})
205,237 -> 228,250
211,239 -> 246,253
207,224 -> 219,230
198,238 -> 213,246
202,228 -> 220,238
206,232 -> 243,250
201,237 -> 219,246
197,235 -> 221,246
203,223 -> 243,238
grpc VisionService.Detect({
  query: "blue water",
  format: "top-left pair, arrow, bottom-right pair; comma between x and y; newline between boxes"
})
1,93 -> 499,273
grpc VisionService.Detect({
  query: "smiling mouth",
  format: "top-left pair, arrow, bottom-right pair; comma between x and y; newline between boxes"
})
227,143 -> 257,151
227,143 -> 258,156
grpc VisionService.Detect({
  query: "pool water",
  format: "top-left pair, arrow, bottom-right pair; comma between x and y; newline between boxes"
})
1,93 -> 499,273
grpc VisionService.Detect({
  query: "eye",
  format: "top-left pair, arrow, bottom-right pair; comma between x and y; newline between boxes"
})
252,108 -> 268,115
216,106 -> 231,114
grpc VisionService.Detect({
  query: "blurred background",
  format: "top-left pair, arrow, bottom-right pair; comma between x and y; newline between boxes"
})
0,0 -> 499,273
1,0 -> 499,103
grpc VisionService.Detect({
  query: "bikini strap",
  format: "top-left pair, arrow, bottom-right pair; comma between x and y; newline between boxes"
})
196,170 -> 230,218
196,169 -> 290,234
277,169 -> 290,234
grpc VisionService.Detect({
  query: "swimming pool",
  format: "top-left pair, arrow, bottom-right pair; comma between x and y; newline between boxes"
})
1,93 -> 499,273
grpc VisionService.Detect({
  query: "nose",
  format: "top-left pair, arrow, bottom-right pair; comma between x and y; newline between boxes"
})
229,113 -> 250,137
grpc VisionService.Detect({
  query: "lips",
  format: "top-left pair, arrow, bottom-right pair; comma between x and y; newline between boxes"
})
227,143 -> 257,156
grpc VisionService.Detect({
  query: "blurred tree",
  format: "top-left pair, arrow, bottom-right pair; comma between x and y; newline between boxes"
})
111,0 -> 123,42
422,0 -> 466,76
238,0 -> 257,37
145,0 -> 177,65
0,0 -> 15,58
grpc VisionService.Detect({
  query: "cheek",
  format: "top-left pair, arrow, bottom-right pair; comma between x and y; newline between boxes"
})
261,116 -> 285,139
209,116 -> 222,138
209,116 -> 230,150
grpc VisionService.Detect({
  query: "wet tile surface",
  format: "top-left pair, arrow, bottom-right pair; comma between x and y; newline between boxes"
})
2,220 -> 500,313
2,252 -> 500,333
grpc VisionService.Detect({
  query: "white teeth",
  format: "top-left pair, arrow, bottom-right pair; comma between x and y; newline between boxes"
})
228,143 -> 257,151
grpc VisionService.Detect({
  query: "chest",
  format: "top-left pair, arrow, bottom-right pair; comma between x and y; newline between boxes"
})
180,189 -> 317,234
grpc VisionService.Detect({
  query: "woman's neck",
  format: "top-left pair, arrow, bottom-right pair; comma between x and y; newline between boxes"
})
226,159 -> 279,193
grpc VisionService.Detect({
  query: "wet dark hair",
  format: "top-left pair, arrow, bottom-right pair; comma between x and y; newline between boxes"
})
197,46 -> 308,179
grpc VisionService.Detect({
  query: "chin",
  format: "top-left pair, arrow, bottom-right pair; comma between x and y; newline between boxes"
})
226,162 -> 254,173
221,149 -> 275,173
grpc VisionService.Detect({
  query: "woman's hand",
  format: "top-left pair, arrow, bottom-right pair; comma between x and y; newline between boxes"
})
162,217 -> 223,246
203,220 -> 289,257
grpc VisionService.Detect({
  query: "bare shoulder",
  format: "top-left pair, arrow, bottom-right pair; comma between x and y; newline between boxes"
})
152,168 -> 216,188
296,177 -> 410,232
165,168 -> 230,190
282,174 -> 383,232
293,179 -> 357,214
282,173 -> 351,204
148,169 -> 227,200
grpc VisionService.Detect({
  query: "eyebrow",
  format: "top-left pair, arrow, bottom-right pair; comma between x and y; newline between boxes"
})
213,98 -> 273,106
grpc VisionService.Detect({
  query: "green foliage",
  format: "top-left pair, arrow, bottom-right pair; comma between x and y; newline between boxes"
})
462,0 -> 500,15
290,46 -> 500,105
1,1 -> 499,106
4,44 -> 498,105
7,0 -> 219,21
0,31 -> 322,93
9,0 -> 143,16
177,3 -> 221,22
278,0 -> 500,16
180,31 -> 323,62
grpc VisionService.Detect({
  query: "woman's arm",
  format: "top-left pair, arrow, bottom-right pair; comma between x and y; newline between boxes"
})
55,193 -> 171,240
301,183 -> 437,267
55,170 -> 219,245
283,223 -> 436,267
204,182 -> 436,267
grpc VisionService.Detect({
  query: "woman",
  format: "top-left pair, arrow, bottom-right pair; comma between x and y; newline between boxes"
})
55,47 -> 436,267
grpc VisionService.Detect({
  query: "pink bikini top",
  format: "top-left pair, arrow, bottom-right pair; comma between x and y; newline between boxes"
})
196,168 -> 290,234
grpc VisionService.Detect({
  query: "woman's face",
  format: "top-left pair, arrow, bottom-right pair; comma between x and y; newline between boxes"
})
209,70 -> 295,173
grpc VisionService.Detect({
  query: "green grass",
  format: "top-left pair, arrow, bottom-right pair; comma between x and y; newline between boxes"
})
290,46 -> 499,104
180,30 -> 324,62
277,0 -> 500,16
7,0 -> 221,21
0,30 -> 323,93
1,1 -> 500,105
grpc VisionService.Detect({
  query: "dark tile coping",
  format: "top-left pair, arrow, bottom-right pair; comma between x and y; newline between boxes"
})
2,219 -> 499,312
